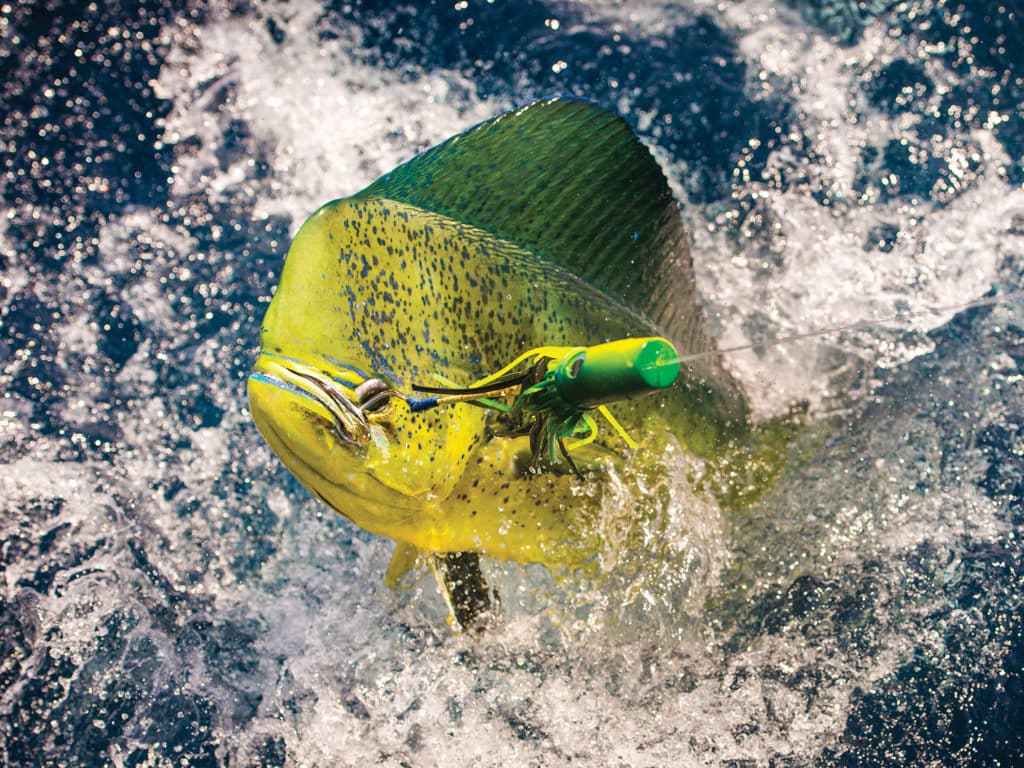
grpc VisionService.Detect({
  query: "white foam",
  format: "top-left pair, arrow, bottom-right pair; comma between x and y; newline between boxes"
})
680,15 -> 1024,419
155,0 -> 502,232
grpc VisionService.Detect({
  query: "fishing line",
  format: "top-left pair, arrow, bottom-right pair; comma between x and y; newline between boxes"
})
672,288 -> 1024,366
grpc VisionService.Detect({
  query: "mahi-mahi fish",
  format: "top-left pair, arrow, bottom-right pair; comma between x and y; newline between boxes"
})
248,97 -> 752,628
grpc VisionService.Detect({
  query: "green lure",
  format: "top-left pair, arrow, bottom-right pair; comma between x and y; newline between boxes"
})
412,337 -> 682,478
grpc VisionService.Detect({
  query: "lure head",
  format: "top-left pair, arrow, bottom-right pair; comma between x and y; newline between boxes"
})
552,337 -> 680,409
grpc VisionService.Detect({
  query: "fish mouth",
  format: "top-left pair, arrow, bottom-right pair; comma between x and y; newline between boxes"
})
249,353 -> 372,446
248,352 -> 438,536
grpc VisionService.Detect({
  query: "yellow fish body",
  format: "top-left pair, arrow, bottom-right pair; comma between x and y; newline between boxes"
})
248,97 -> 749,624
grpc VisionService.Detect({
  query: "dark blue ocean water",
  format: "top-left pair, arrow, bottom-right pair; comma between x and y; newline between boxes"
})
2,1 -> 1023,765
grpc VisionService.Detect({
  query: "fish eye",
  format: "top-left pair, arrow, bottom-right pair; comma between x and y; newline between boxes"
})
355,378 -> 391,412
567,353 -> 585,379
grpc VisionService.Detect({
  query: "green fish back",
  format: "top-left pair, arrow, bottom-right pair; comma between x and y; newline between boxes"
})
360,97 -> 715,363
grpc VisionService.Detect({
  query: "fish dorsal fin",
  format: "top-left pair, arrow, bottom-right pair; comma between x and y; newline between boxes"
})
359,97 -> 713,358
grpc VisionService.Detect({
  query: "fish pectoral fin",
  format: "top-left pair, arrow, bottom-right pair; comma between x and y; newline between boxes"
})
384,542 -> 422,588
429,552 -> 498,633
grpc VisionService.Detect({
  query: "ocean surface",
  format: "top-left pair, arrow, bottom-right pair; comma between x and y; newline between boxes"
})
2,0 -> 1023,765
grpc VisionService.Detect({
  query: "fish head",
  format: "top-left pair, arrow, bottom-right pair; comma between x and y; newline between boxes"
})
248,200 -> 487,544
